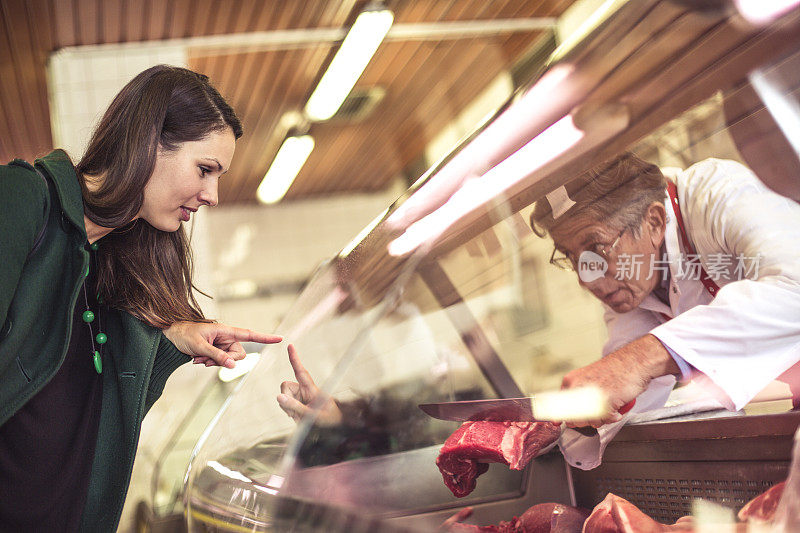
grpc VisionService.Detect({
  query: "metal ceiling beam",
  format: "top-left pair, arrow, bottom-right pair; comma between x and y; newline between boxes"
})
52,19 -> 557,58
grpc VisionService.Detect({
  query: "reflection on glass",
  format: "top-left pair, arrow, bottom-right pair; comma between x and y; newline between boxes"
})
181,17 -> 800,533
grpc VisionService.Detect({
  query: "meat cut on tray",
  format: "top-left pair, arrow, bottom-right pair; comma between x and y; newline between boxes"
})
442,503 -> 589,532
441,495 -> 693,532
582,493 -> 693,532
435,421 -> 791,531
436,420 -> 563,497
442,483 -> 792,532
737,480 -> 785,522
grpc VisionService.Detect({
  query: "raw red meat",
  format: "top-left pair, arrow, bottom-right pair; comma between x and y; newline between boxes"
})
437,421 -> 562,497
518,503 -> 589,532
546,504 -> 592,532
582,493 -> 692,532
443,503 -> 589,532
441,506 -> 512,532
447,522 -> 509,533
737,481 -> 786,522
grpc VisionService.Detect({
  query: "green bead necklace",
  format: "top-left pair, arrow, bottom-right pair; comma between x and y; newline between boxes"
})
83,240 -> 105,374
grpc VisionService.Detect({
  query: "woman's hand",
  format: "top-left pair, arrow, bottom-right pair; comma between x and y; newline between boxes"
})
163,321 -> 282,368
277,344 -> 343,426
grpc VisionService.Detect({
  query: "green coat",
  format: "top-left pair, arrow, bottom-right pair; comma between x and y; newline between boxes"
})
0,150 -> 192,531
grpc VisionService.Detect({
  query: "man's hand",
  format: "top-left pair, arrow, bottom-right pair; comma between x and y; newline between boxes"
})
163,321 -> 282,368
561,334 -> 679,427
277,344 -> 343,426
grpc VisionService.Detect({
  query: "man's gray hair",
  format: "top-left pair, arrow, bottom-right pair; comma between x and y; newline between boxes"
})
531,152 -> 667,238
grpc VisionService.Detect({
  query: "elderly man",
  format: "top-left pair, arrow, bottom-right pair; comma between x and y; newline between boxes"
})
531,152 -> 800,468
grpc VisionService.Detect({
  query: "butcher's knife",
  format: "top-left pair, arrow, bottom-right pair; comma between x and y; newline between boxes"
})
418,391 -> 635,424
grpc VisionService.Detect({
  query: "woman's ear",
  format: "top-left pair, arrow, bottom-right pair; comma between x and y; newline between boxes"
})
645,202 -> 667,247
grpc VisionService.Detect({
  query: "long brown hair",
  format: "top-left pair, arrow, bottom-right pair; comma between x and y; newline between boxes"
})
77,65 -> 242,328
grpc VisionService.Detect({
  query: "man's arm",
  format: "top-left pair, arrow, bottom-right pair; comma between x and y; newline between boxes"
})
650,159 -> 800,410
561,334 -> 680,427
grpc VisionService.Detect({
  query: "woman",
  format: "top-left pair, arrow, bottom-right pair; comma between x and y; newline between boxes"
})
0,65 -> 281,531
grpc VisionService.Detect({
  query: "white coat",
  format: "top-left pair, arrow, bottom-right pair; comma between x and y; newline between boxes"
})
559,158 -> 800,470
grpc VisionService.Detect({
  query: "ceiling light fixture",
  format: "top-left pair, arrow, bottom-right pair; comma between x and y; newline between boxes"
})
385,64 -> 575,230
256,134 -> 315,204
734,0 -> 800,24
304,3 -> 394,121
385,97 -> 630,257
388,115 -> 585,256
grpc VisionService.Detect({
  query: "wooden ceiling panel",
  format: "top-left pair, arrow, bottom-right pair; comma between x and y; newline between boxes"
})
1,0 -> 51,157
282,39 -> 507,199
77,0 -> 100,45
163,0 -> 194,39
144,0 -> 170,41
189,0 -> 217,39
382,42 -> 490,158
201,45 -> 338,202
308,125 -> 398,195
100,0 -> 123,43
357,2 -> 454,87
50,0 -> 77,47
0,0 -> 576,204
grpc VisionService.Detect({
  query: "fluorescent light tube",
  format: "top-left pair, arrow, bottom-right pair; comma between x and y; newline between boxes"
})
385,64 -> 574,230
304,7 -> 393,121
735,0 -> 800,24
256,134 -> 315,204
388,115 -> 584,256
749,69 -> 800,157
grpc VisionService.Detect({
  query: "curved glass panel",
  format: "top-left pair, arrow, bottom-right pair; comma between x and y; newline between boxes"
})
183,2 -> 800,531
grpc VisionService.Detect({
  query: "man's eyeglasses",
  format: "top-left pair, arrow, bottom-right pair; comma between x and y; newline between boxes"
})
550,228 -> 628,271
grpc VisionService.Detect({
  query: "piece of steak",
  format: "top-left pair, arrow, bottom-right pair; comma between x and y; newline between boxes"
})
442,503 -> 589,532
737,481 -> 786,522
447,521 -> 513,533
440,507 -> 513,533
582,493 -> 693,533
544,504 -> 592,532
518,503 -> 590,532
437,421 -> 562,497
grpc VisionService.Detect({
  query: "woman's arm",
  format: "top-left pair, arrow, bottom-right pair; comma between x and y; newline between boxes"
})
162,321 -> 281,368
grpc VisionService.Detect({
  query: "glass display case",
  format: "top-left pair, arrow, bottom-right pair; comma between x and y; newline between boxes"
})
183,1 -> 800,530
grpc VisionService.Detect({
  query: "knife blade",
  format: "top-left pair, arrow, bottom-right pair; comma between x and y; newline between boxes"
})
419,392 -> 635,423
419,397 -> 537,422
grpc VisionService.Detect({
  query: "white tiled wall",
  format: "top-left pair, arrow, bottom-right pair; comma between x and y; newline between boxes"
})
206,185 -> 406,331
